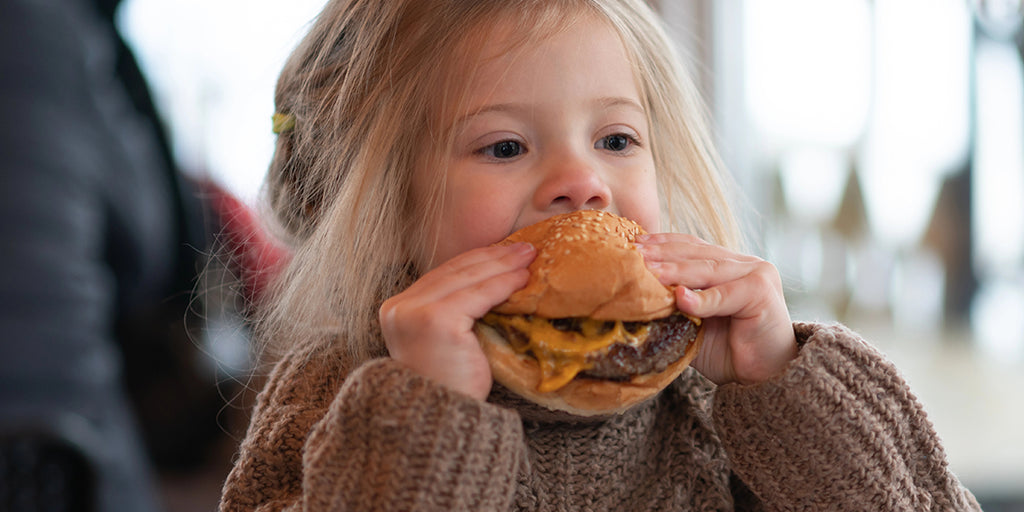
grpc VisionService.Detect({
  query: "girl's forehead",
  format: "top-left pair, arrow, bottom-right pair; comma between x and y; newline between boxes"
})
462,9 -> 607,64
442,12 -> 631,112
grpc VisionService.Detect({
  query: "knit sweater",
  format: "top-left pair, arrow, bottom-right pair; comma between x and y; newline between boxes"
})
219,322 -> 981,511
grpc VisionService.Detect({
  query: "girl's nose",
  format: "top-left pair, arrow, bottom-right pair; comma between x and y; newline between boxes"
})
533,154 -> 612,214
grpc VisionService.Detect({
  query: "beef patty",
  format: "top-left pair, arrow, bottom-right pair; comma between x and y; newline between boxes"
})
480,313 -> 700,380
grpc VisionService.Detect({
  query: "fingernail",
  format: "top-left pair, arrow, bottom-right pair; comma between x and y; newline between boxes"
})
635,243 -> 657,259
646,260 -> 663,277
679,287 -> 698,305
510,242 -> 535,254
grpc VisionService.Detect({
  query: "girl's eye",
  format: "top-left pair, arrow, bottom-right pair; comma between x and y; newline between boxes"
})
597,134 -> 636,152
482,140 -> 524,159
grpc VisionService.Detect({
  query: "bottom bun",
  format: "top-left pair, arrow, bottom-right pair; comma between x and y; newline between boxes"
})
475,322 -> 704,417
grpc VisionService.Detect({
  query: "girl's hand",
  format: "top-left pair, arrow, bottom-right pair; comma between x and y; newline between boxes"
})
379,242 -> 536,400
636,234 -> 798,386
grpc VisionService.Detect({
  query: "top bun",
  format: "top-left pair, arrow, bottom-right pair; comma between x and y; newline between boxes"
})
492,210 -> 675,321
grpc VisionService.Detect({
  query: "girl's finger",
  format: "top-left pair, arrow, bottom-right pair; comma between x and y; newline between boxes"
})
437,267 -> 533,324
635,232 -> 709,246
445,242 -> 535,273
380,247 -> 535,341
406,242 -> 535,300
637,234 -> 757,264
675,260 -> 782,320
647,256 -> 764,290
637,239 -> 760,290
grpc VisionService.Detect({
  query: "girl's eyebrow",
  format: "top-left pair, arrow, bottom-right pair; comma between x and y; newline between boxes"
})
592,96 -> 646,114
455,96 -> 645,128
454,102 -> 529,128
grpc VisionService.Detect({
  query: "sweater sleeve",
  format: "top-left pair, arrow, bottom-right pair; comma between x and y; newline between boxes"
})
219,354 -> 525,512
712,322 -> 981,511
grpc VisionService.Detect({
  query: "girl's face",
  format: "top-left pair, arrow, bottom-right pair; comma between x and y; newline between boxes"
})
416,15 -> 660,270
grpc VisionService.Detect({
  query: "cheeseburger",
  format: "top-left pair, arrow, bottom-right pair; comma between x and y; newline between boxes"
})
474,210 -> 703,416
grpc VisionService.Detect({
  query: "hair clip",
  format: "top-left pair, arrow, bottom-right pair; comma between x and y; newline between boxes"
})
272,112 -> 296,134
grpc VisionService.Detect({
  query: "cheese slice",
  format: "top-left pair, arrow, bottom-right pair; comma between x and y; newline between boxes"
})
483,314 -> 650,392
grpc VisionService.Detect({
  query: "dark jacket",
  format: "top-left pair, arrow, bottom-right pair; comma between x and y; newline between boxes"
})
0,0 -> 215,509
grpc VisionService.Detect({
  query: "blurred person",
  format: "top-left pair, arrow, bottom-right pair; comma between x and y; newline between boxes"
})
0,0 -> 237,510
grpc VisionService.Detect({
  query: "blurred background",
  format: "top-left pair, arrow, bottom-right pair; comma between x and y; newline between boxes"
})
4,0 -> 1017,510
655,1 -> 1024,509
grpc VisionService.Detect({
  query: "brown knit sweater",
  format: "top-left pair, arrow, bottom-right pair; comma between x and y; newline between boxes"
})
219,322 -> 981,511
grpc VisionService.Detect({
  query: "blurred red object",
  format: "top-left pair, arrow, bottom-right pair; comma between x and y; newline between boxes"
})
201,179 -> 290,309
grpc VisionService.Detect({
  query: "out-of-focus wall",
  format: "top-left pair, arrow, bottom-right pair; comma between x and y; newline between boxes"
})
660,0 -> 1024,507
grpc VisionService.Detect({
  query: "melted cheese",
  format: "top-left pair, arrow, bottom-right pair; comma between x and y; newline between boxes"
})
483,314 -> 650,392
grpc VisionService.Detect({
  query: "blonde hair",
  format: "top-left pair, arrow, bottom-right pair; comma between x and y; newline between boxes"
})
256,0 -> 741,370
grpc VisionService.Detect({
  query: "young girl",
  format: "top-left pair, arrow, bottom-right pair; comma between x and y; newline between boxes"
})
220,0 -> 980,510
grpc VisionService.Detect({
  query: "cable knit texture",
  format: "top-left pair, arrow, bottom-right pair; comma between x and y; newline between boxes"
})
219,322 -> 980,511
